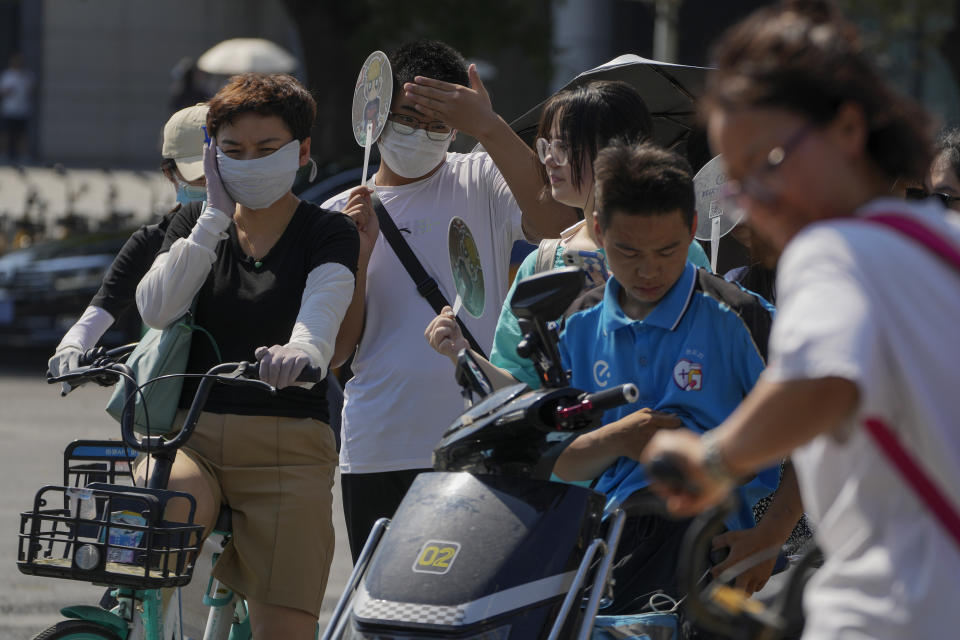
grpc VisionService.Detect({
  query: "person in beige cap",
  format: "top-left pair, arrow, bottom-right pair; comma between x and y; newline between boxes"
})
48,103 -> 209,376
161,102 -> 207,203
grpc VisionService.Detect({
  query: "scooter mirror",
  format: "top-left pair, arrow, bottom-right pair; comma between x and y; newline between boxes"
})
455,349 -> 494,403
511,267 -> 585,321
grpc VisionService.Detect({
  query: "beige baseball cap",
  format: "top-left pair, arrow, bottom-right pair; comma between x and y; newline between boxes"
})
161,103 -> 209,181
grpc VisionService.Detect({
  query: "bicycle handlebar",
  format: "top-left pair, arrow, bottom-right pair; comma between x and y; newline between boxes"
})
646,453 -> 702,497
78,343 -> 139,367
48,355 -> 324,457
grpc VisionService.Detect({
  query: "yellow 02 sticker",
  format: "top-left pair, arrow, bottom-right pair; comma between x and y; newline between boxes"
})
412,540 -> 461,575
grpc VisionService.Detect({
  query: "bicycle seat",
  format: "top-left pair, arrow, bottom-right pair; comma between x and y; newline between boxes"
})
214,503 -> 232,534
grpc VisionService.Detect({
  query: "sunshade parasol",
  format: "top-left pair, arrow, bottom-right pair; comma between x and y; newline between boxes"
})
508,54 -> 710,149
197,38 -> 297,75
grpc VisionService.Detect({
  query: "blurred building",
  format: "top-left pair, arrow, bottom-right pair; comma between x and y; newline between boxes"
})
552,0 -> 960,130
2,0 -> 958,170
7,0 -> 300,169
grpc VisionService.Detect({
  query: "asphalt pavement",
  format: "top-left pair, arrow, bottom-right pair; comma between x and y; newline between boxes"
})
0,350 -> 351,639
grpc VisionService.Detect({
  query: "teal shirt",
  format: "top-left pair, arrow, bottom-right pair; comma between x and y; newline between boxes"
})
490,240 -> 711,388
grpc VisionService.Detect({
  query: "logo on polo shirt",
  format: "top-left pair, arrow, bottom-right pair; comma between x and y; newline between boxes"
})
593,360 -> 611,387
673,359 -> 703,391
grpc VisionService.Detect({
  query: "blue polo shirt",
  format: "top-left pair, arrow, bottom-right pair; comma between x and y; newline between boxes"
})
559,262 -> 779,530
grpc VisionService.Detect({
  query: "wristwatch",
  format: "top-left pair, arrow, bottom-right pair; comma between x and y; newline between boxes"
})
701,430 -> 739,484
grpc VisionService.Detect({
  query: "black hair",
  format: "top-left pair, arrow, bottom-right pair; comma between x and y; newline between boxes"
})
390,40 -> 469,98
535,81 -> 653,194
594,141 -> 695,229
703,0 -> 932,183
934,127 -> 960,181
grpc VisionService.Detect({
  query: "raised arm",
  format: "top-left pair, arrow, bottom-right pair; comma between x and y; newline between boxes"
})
331,186 -> 377,368
424,306 -> 519,390
137,141 -> 234,328
404,65 -> 578,241
135,206 -> 230,328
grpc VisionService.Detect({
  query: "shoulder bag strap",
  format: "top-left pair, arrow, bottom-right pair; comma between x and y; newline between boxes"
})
371,191 -> 487,358
860,212 -> 960,550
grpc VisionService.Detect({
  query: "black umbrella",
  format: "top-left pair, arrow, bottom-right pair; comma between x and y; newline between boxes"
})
508,54 -> 710,149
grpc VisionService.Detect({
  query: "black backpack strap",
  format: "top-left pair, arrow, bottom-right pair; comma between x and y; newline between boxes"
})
371,191 -> 488,358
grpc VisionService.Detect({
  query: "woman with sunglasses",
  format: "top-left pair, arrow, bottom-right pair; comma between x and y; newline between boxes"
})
644,1 -> 960,637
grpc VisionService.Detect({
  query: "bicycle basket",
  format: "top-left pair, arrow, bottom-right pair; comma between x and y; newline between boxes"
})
17,483 -> 202,589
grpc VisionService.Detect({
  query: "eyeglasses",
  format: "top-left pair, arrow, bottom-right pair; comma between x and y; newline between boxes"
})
388,112 -> 453,141
904,187 -> 960,208
536,137 -> 570,166
721,123 -> 815,206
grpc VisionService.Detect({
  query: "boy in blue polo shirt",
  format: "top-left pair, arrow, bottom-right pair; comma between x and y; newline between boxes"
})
553,142 -> 786,612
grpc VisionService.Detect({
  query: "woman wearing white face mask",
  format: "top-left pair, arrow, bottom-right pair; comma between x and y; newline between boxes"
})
136,73 -> 361,639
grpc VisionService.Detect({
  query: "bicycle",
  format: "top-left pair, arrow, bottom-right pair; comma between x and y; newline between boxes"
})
18,345 -> 322,640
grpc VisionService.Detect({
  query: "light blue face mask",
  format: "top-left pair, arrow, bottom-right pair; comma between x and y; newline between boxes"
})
175,181 -> 207,205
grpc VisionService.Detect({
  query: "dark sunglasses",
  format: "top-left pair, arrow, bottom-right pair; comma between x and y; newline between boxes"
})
905,187 -> 960,207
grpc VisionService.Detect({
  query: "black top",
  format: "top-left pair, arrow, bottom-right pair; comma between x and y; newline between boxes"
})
160,200 -> 359,421
90,207 -> 181,318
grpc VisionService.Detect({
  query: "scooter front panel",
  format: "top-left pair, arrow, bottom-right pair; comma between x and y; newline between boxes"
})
355,472 -> 604,625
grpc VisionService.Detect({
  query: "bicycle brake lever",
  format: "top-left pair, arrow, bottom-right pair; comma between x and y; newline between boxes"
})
217,363 -> 277,394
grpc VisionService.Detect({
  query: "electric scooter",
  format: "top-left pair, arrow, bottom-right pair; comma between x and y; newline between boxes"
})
322,268 -> 650,640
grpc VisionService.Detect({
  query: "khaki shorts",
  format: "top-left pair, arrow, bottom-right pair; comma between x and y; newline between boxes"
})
178,411 -> 338,617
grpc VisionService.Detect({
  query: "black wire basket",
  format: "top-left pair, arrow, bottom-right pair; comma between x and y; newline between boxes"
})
18,483 -> 202,589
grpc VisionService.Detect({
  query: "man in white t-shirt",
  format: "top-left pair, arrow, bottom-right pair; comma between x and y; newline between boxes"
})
323,40 -> 577,560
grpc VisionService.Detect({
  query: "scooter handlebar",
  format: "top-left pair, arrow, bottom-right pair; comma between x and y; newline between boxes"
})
583,383 -> 639,412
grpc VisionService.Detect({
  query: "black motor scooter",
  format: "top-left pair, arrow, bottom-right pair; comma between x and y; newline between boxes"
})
322,268 -> 647,640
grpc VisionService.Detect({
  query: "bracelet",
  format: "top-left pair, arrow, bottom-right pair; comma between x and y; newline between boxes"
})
701,430 -> 739,484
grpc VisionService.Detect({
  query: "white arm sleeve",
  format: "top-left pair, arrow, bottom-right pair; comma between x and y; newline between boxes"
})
136,205 -> 232,329
56,305 -> 115,351
285,262 -> 356,378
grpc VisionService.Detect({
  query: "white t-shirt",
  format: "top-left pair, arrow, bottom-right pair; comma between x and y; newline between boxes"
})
764,198 -> 960,638
322,151 -> 524,473
0,69 -> 34,118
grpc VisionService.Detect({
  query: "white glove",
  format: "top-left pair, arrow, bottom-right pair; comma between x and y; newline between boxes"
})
203,138 -> 236,214
255,344 -> 312,390
48,343 -> 83,377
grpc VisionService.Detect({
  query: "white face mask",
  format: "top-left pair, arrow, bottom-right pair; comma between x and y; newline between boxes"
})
216,139 -> 301,210
377,126 -> 452,179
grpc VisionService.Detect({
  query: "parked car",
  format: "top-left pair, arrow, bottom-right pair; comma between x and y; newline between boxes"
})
0,232 -> 142,349
0,162 -> 538,352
